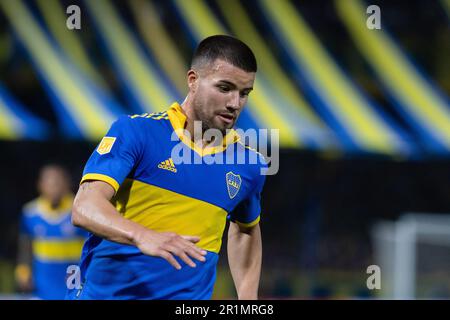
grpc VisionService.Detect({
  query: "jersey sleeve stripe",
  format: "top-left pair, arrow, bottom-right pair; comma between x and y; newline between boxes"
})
80,173 -> 120,192
235,215 -> 260,228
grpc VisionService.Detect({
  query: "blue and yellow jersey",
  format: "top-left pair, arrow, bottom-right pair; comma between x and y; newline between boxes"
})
20,195 -> 86,300
70,102 -> 267,300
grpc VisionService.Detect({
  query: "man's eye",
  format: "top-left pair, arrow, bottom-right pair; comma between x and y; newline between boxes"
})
218,85 -> 230,92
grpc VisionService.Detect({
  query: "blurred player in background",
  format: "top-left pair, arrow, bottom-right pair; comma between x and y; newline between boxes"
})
67,35 -> 267,300
15,164 -> 86,300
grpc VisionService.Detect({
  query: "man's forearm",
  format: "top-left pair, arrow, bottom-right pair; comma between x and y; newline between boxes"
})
17,233 -> 32,266
227,222 -> 262,300
72,181 -> 207,270
72,181 -> 147,246
16,233 -> 33,290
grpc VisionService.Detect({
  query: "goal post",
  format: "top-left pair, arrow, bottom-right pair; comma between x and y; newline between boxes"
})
371,213 -> 450,299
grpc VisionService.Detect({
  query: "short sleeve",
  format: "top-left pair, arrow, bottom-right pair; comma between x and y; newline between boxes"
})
228,170 -> 266,227
80,116 -> 143,192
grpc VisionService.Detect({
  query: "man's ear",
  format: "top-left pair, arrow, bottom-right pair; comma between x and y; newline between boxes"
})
187,69 -> 198,92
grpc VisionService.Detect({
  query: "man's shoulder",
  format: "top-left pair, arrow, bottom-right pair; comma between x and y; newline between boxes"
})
118,111 -> 169,126
234,141 -> 268,181
127,110 -> 170,123
114,111 -> 171,138
22,198 -> 40,216
236,141 -> 268,166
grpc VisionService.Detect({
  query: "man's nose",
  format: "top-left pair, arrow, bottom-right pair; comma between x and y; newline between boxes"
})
227,91 -> 240,110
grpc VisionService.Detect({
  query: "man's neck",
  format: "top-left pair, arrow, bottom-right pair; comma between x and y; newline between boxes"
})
180,100 -> 223,149
48,197 -> 62,210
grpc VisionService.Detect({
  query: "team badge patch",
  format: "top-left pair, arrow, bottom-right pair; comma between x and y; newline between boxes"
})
226,171 -> 241,199
97,137 -> 116,155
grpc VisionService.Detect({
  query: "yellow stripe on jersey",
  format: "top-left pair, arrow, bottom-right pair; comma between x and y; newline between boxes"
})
36,195 -> 73,220
113,179 -> 229,254
234,215 -> 260,228
32,238 -> 84,262
81,173 -> 120,193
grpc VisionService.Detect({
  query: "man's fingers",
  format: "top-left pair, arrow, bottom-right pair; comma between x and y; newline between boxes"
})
186,247 -> 206,262
180,236 -> 207,256
181,235 -> 200,243
166,245 -> 197,268
160,251 -> 181,270
186,242 -> 207,256
178,252 -> 196,268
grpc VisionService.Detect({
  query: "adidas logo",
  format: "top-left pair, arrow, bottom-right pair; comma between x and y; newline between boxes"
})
158,158 -> 177,173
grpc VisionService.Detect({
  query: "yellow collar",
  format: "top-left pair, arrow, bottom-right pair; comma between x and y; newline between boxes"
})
167,102 -> 240,156
37,194 -> 73,217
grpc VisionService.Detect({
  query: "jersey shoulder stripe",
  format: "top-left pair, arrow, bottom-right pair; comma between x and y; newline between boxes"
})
129,111 -> 169,120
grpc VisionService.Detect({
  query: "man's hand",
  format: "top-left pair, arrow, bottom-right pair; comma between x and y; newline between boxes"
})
15,264 -> 33,293
72,180 -> 207,270
133,230 -> 207,270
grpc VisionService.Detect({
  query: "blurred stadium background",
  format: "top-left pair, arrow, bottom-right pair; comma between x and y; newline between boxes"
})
0,0 -> 449,299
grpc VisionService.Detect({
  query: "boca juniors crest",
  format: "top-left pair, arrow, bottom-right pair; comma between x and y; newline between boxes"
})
226,172 -> 241,199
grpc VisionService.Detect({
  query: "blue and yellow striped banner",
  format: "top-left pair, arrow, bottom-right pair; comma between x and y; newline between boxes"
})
86,0 -> 177,114
0,102 -> 22,140
129,0 -> 188,96
0,0 -> 119,140
0,94 -> 20,140
259,0 -> 411,155
0,85 -> 49,140
35,0 -> 108,89
336,0 -> 450,152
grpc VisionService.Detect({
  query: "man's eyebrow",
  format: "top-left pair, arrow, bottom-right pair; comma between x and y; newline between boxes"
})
217,80 -> 236,88
217,80 -> 253,91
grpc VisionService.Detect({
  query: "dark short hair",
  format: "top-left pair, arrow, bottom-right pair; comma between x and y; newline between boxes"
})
191,35 -> 257,72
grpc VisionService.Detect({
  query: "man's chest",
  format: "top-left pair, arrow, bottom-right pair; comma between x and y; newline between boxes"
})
133,141 -> 255,212
30,215 -> 76,238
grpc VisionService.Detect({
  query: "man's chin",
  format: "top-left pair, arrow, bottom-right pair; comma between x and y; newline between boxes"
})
211,120 -> 234,133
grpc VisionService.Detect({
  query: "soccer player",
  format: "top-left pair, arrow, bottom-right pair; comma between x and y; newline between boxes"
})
15,164 -> 86,300
67,35 -> 267,300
